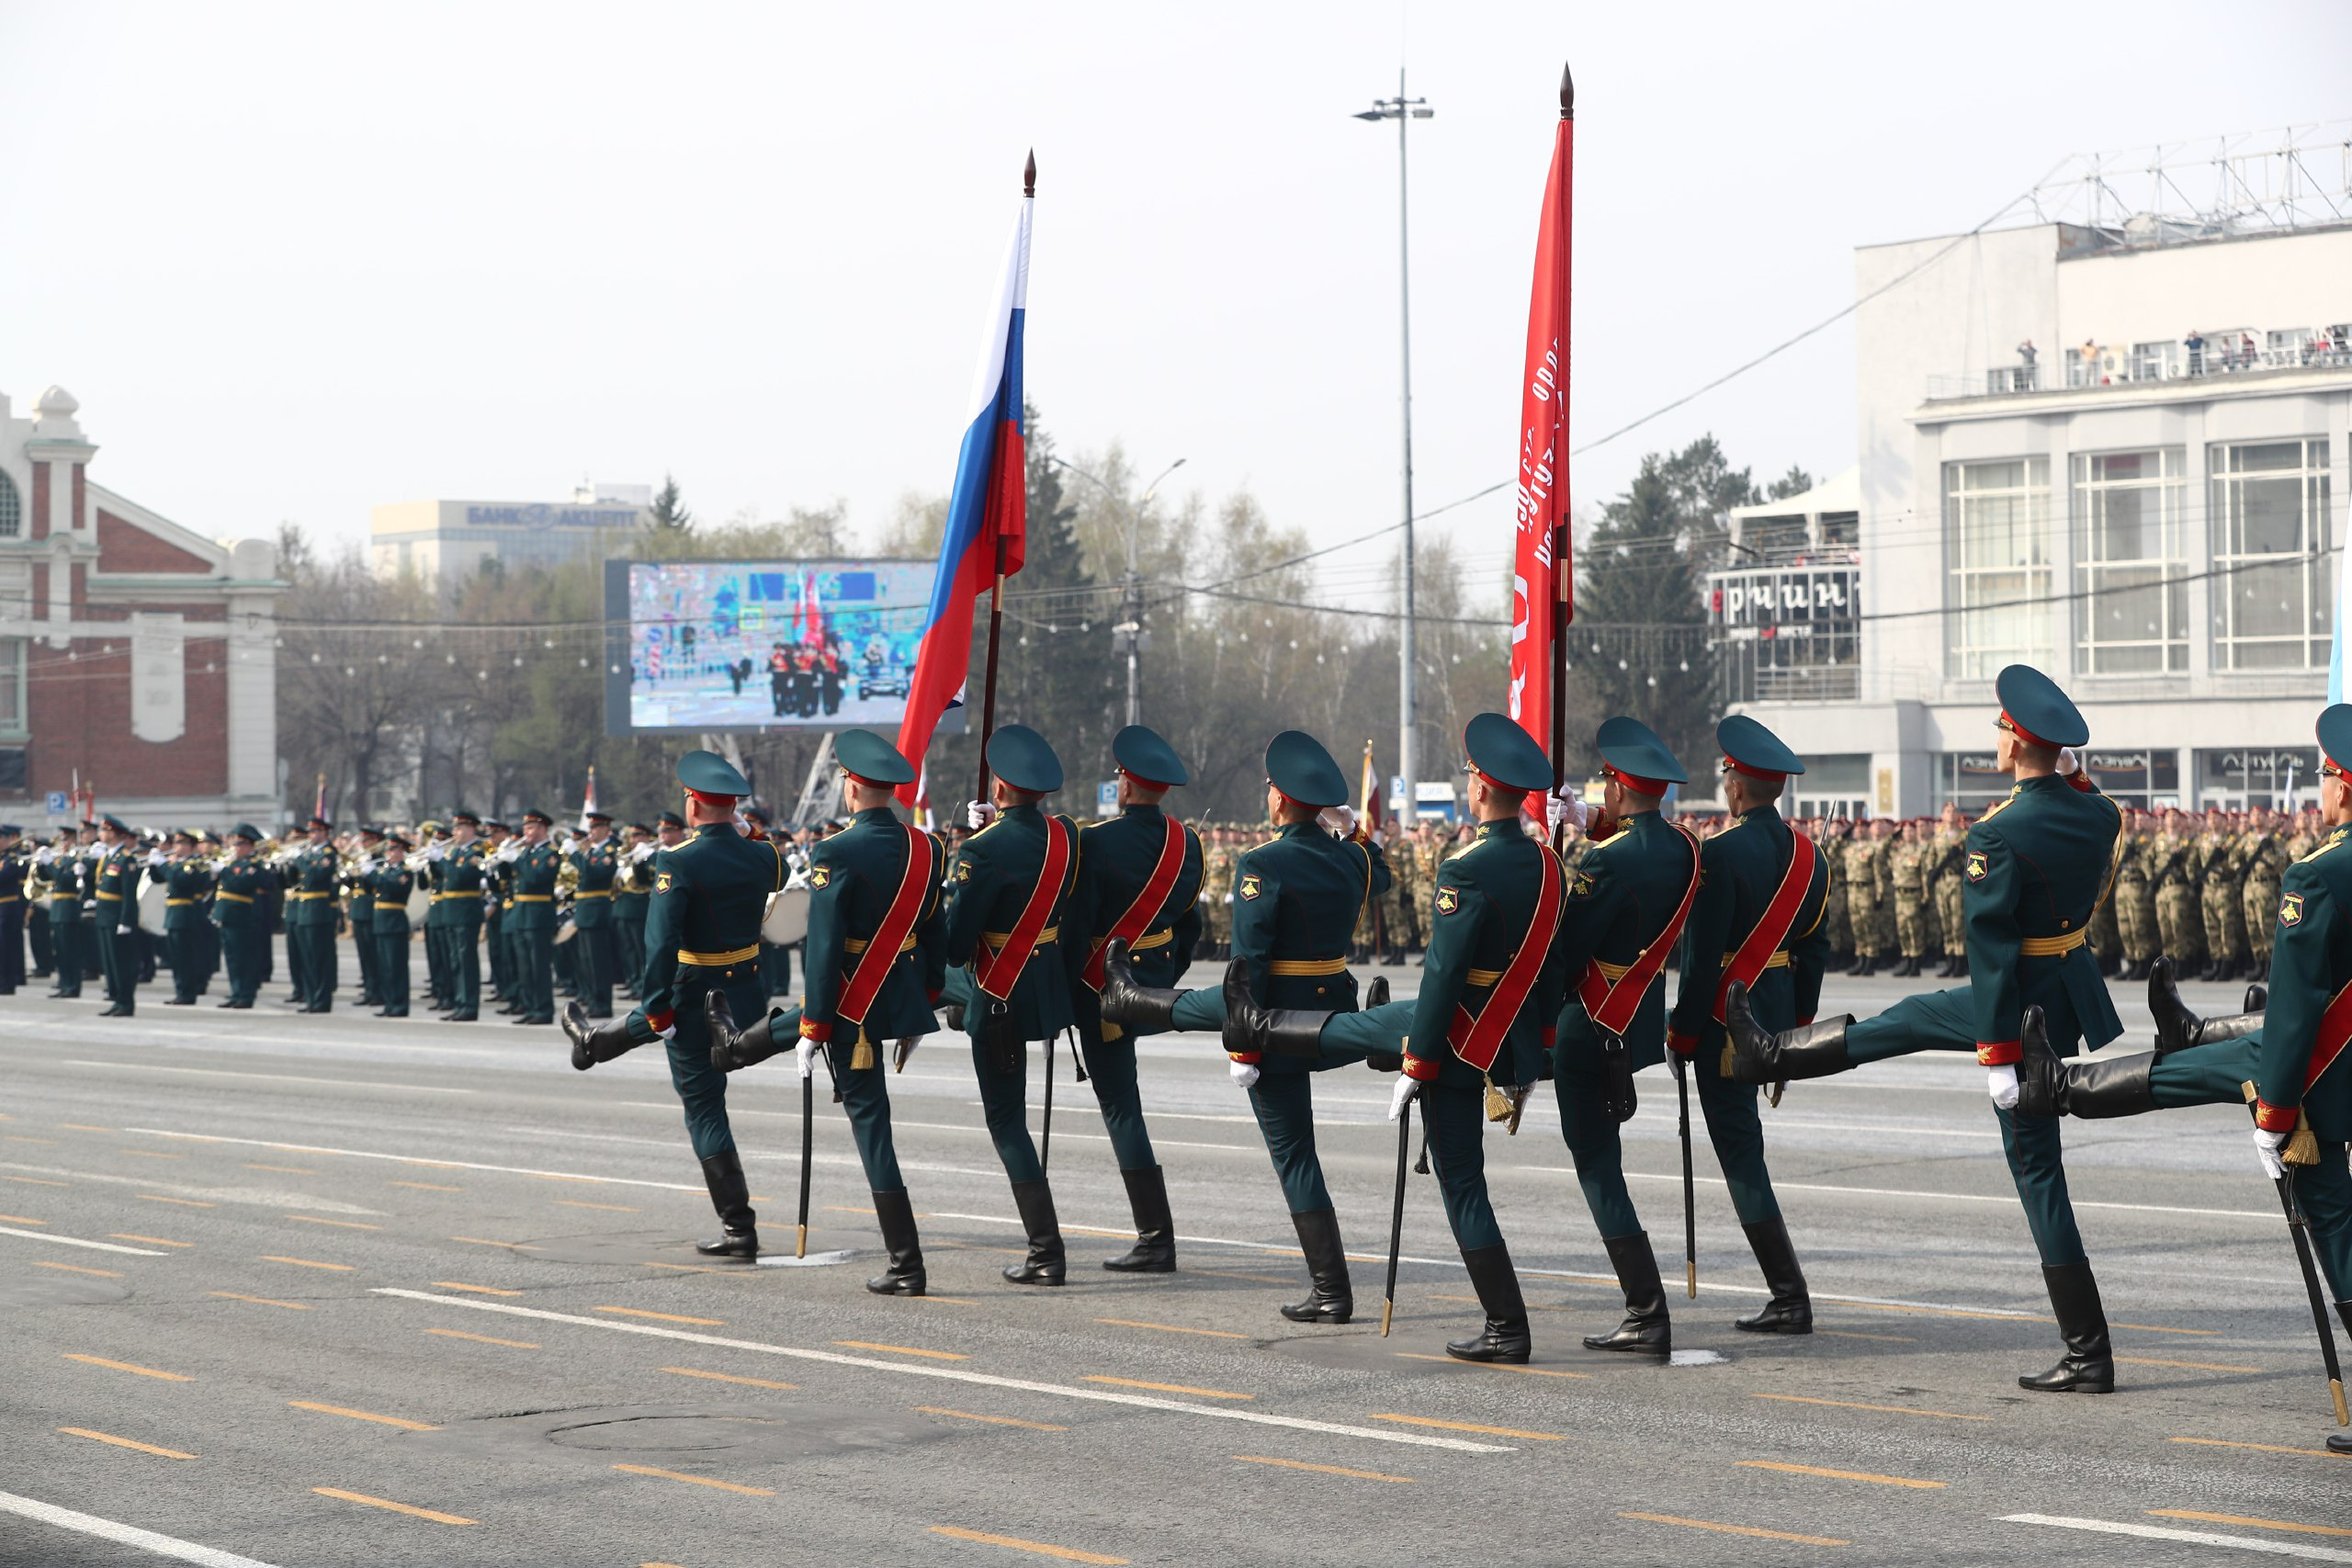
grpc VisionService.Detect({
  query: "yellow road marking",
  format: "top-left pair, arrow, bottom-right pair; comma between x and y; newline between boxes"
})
260,1255 -> 354,1271
1082,1376 -> 1250,1400
312,1487 -> 475,1525
109,1234 -> 191,1247
1234,1454 -> 1412,1483
434,1281 -> 523,1296
63,1354 -> 190,1382
663,1367 -> 800,1391
910,1295 -> 981,1305
1739,1460 -> 1944,1489
598,1306 -> 725,1325
840,1340 -> 970,1361
35,1261 -> 122,1278
390,1181 -> 461,1191
825,1204 -> 878,1215
1842,1298 -> 2219,1336
287,1215 -> 380,1231
5,1135 -> 57,1144
928,1524 -> 1127,1563
245,1164 -> 314,1174
58,1427 -> 196,1459
1817,1330 -> 1915,1342
918,1406 -> 1068,1432
1093,1318 -> 1250,1340
427,1328 -> 540,1349
210,1292 -> 310,1310
2116,1356 -> 2263,1373
557,1200 -> 641,1212
449,1236 -> 537,1249
1621,1511 -> 1847,1547
2151,1510 -> 2352,1540
1393,1352 -> 1589,1380
2169,1435 -> 2340,1458
137,1194 -> 213,1207
119,1150 -> 187,1159
639,1261 -> 754,1276
0,1212 -> 46,1224
612,1463 -> 774,1495
288,1401 -> 438,1431
1369,1414 -> 1561,1440
57,1123 -> 114,1133
1751,1393 -> 1988,1421
2113,1322 -> 2220,1337
6,1175 -> 69,1186
1188,1267 -> 1298,1286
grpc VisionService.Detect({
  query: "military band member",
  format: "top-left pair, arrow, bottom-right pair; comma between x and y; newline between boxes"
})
0,824 -> 24,996
435,812 -> 488,1021
285,815 -> 340,1013
349,824 -> 385,1008
43,829 -> 83,998
571,810 -> 621,1019
506,810 -> 560,1026
707,730 -> 946,1295
371,831 -> 416,1017
564,750 -> 785,1260
160,830 -> 213,1006
213,826 -> 268,1008
481,819 -> 514,1009
92,815 -> 143,1017
1730,664 -> 2123,1393
1062,724 -> 1204,1273
615,820 -> 659,998
1664,716 -> 1832,1335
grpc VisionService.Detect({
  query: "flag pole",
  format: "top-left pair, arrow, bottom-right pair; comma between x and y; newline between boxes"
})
1547,64 -> 1575,820
970,150 -> 1035,807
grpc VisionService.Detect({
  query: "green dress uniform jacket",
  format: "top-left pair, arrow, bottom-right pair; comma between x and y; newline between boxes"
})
2257,827 -> 2352,1145
164,860 -> 213,931
571,841 -> 618,929
944,804 -> 1080,1043
1065,803 -> 1204,1030
1404,819 -> 1564,1092
1668,805 -> 1831,1051
1961,774 -> 2125,1065
797,808 -> 948,1048
370,863 -> 414,1015
45,850 -> 84,996
1227,822 -> 1392,1043
93,846 -> 141,1011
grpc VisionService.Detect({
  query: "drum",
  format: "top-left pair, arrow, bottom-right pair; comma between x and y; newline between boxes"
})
136,882 -> 170,933
404,883 -> 431,922
553,912 -> 577,946
761,886 -> 811,947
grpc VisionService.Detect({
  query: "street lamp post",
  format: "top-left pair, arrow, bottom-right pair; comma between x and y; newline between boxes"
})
1356,72 -> 1432,826
1050,455 -> 1187,728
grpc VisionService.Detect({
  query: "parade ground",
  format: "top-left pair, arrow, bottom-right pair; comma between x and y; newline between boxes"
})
3,969 -> 2345,1567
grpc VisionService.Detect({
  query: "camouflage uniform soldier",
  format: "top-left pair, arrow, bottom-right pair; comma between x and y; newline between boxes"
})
1820,818 -> 1853,965
1841,828 -> 1882,976
2152,809 -> 2204,971
1929,805 -> 1969,977
2241,807 -> 2289,973
1199,829 -> 1230,960
2086,827 -> 2123,976
1890,821 -> 1930,977
2110,810 -> 2155,980
1871,819 -> 1898,960
2198,812 -> 2247,981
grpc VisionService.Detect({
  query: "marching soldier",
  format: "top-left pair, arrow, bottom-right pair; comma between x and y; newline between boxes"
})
570,810 -> 621,1019
0,824 -> 23,996
1062,725 -> 1204,1273
1102,729 -> 1394,1324
562,750 -> 786,1261
91,815 -> 142,1017
435,812 -> 488,1022
348,824 -> 384,1008
212,826 -> 268,1009
370,831 -> 416,1017
160,830 -> 214,1006
705,730 -> 947,1294
1730,664 -> 2124,1393
286,815 -> 339,1013
506,810 -> 561,1026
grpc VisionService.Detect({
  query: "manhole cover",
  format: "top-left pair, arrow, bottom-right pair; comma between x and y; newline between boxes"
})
406,1403 -> 956,1470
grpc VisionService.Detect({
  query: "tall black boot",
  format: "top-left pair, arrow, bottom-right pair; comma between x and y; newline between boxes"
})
1001,1180 -> 1066,1286
563,1000 -> 642,1071
866,1189 -> 925,1296
2150,955 -> 2263,1056
1099,939 -> 1182,1032
1222,958 -> 1333,1060
693,1151 -> 758,1259
1280,1208 -> 1353,1324
1953,953 -> 1969,978
1723,981 -> 1855,1087
707,991 -> 786,1072
1446,1244 -> 1531,1363
1359,976 -> 1404,1072
2245,982 -> 2268,1013
1582,1232 -> 1670,1357
1732,1217 -> 1812,1333
1102,1166 -> 1176,1272
2018,1259 -> 2113,1393
2019,1012 -> 2154,1121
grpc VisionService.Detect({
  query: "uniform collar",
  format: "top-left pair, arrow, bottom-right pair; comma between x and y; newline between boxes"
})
1275,821 -> 1317,840
1739,804 -> 1781,824
1001,802 -> 1042,820
1475,818 -> 1524,840
2014,773 -> 2064,795
854,807 -> 897,824
1121,803 -> 1163,819
693,823 -> 731,839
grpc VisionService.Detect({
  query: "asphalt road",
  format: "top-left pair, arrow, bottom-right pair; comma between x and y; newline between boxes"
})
3,958 -> 2348,1567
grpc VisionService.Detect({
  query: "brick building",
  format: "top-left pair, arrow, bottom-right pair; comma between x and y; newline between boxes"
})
0,385 -> 281,829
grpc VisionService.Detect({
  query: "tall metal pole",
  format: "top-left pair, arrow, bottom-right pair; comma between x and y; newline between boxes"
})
1394,67 -> 1419,824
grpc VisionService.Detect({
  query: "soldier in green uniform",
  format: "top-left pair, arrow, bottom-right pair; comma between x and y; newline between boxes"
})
91,816 -> 143,1016
705,730 -> 947,1294
570,810 -> 622,1019
160,830 -> 213,1005
211,826 -> 268,1008
938,726 -> 1082,1286
41,830 -> 84,998
1102,729 -> 1394,1323
347,824 -> 384,1009
1730,664 -> 2124,1393
1930,806 -> 1972,977
285,815 -> 340,1013
502,810 -> 561,1025
0,825 -> 24,996
562,750 -> 786,1260
368,831 -> 415,1017
1058,725 -> 1204,1273
481,819 -> 514,1010
615,821 -> 658,999
435,812 -> 488,1021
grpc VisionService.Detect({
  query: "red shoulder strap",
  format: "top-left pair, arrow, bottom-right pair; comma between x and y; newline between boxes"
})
2303,976 -> 2352,1094
975,818 -> 1071,1001
1083,816 -> 1188,990
837,826 -> 932,1025
1445,843 -> 1566,1075
1710,829 -> 1816,1024
1577,823 -> 1702,1036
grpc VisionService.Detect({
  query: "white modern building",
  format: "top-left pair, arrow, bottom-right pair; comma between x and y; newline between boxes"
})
372,480 -> 652,582
1719,132 -> 2352,815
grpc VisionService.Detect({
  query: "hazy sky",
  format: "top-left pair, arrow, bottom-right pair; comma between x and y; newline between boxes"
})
4,2 -> 2346,592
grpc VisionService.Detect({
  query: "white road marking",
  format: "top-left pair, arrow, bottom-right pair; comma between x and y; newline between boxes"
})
372,1288 -> 1510,1453
114,1130 -> 707,1192
64,1061 -> 474,1095
0,1224 -> 168,1256
0,1489 -> 287,1567
2002,1514 -> 2352,1562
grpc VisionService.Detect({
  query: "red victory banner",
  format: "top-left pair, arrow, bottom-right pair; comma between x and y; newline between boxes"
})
1509,64 -> 1574,783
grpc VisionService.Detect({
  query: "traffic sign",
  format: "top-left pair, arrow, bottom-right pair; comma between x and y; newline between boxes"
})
1096,780 -> 1118,818
45,791 -> 70,817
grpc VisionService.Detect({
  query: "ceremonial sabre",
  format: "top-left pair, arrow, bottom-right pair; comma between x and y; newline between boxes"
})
1677,1053 -> 1697,1298
796,1069 -> 814,1258
1384,1099 -> 1412,1337
2246,1084 -> 2348,1424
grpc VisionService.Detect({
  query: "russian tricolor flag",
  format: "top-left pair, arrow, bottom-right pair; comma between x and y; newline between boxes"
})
895,178 -> 1033,803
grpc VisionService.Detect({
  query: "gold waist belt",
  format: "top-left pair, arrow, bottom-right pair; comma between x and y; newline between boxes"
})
1718,950 -> 1792,970
215,892 -> 254,904
286,891 -> 328,901
0,895 -> 17,904
374,900 -> 407,911
679,944 -> 760,966
512,894 -> 553,903
984,925 -> 1059,951
93,891 -> 123,901
844,932 -> 920,955
1268,955 -> 1347,977
2019,929 -> 2087,957
575,890 -> 612,899
164,898 -> 195,907
430,891 -> 481,901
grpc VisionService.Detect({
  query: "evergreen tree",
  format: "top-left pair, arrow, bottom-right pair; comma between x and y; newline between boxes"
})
647,473 -> 693,536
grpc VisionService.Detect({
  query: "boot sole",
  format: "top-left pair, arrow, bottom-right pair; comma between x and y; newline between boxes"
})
1101,1259 -> 1177,1273
1580,1339 -> 1671,1357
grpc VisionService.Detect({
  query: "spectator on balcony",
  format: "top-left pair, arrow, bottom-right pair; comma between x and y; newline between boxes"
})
2233,332 -> 2257,371
2078,339 -> 2099,386
2185,329 -> 2205,376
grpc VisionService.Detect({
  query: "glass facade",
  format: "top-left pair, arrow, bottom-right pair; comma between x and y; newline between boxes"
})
2080,748 -> 2181,808
2211,438 -> 2333,670
2196,746 -> 2321,809
2072,448 -> 2187,674
1945,457 -> 2051,678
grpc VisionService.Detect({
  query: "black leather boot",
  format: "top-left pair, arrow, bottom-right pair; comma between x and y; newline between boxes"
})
1280,1207 -> 1353,1324
1582,1232 -> 1670,1357
1102,1166 -> 1176,1272
1724,981 -> 1854,1087
866,1189 -> 925,1296
2150,956 -> 2264,1056
693,1151 -> 758,1259
1732,1217 -> 1812,1332
2246,982 -> 2268,1013
1447,1244 -> 1532,1363
563,1000 -> 642,1071
707,991 -> 786,1073
1099,939 -> 1182,1032
1001,1180 -> 1066,1285
1222,958 -> 1334,1060
2020,1015 -> 2155,1121
2019,1259 -> 2113,1392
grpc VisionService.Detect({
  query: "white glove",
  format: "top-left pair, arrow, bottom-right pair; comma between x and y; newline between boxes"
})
496,841 -> 523,863
797,1037 -> 819,1080
2056,747 -> 2081,777
652,1016 -> 677,1041
1388,1074 -> 1423,1122
425,842 -> 447,862
965,799 -> 998,830
2255,1125 -> 2290,1181
1986,1065 -> 2020,1110
1317,805 -> 1360,840
146,849 -> 167,867
631,842 -> 655,863
1228,1059 -> 1260,1089
1546,790 -> 1592,834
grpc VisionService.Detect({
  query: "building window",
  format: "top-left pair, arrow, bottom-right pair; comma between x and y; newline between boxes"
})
1788,753 -> 1870,819
2197,746 -> 2320,809
2073,449 -> 2187,675
1945,457 -> 2051,679
0,637 -> 22,736
2081,748 -> 2181,809
0,470 -> 19,538
1932,750 -> 2014,814
2211,438 -> 2332,670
